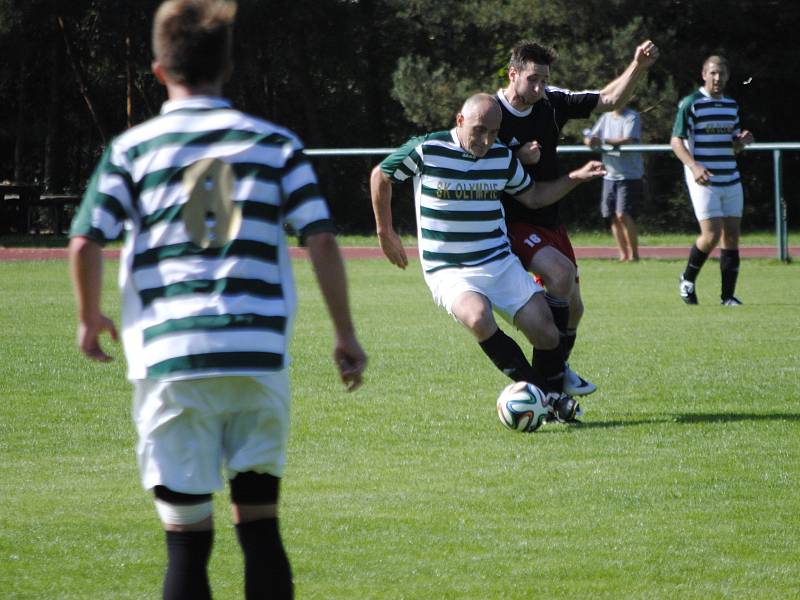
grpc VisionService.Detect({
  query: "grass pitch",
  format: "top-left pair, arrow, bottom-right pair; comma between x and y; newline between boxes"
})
1,256 -> 798,599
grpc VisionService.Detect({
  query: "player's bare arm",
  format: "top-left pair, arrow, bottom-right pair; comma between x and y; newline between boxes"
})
514,160 -> 605,209
68,235 -> 119,362
370,165 -> 408,270
595,40 -> 659,112
670,136 -> 711,185
306,231 -> 367,391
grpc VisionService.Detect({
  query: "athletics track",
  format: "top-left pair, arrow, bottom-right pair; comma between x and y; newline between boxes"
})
0,246 -> 794,261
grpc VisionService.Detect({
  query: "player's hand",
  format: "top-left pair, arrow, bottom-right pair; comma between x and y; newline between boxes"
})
690,163 -> 712,185
334,334 -> 367,392
587,136 -> 602,151
377,229 -> 408,270
77,313 -> 118,362
569,160 -> 606,182
517,141 -> 541,165
733,130 -> 754,154
634,40 -> 659,68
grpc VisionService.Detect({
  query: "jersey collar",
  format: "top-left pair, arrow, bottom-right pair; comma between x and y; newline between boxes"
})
160,96 -> 232,114
496,89 -> 533,117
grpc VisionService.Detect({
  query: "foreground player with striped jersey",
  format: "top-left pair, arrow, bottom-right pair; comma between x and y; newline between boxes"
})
671,55 -> 754,306
370,93 -> 604,425
68,1 -> 366,598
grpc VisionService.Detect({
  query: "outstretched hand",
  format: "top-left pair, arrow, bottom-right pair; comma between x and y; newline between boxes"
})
77,313 -> 119,362
334,335 -> 367,392
570,160 -> 606,182
634,40 -> 659,68
378,229 -> 409,270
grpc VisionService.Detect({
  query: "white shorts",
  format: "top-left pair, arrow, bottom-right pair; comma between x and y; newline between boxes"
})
424,253 -> 543,323
133,371 -> 290,494
684,169 -> 744,220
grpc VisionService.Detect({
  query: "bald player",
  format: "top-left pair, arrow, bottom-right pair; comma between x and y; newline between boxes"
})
369,93 -> 605,425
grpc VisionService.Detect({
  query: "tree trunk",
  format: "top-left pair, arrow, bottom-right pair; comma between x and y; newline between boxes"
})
58,15 -> 107,144
44,33 -> 64,193
125,6 -> 134,128
14,42 -> 28,183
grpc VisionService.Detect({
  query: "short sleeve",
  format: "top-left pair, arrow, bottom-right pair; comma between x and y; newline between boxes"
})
380,135 -> 426,183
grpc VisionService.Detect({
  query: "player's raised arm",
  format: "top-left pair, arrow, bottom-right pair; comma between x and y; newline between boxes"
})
370,164 -> 408,270
595,40 -> 659,112
514,161 -> 606,209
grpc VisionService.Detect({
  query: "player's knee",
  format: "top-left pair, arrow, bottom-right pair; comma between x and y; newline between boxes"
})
546,264 -> 576,298
153,485 -> 214,526
454,298 -> 495,338
230,471 -> 280,505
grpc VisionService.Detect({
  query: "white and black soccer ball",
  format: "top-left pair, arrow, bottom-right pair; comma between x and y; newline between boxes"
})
496,381 -> 551,433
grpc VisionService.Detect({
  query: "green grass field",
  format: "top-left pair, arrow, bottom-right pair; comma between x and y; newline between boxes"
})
1,256 -> 799,598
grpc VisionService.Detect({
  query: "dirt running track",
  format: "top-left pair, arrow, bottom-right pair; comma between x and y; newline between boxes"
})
0,246 -> 794,261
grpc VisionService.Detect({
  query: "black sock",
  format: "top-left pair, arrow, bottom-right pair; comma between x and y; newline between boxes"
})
235,518 -> 293,600
720,248 -> 740,300
478,329 -> 537,383
531,347 -> 565,394
163,530 -> 213,600
545,293 -> 569,333
683,244 -> 709,282
561,329 -> 577,362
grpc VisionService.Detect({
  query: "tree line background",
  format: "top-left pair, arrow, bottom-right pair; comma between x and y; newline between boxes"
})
1,0 -> 798,236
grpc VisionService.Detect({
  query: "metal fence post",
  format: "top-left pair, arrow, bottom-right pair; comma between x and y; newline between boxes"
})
773,149 -> 789,262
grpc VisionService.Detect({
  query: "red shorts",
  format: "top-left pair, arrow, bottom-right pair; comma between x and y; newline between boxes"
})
507,222 -> 578,284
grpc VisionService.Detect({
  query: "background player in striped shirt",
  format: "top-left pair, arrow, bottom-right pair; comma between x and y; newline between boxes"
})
68,1 -> 366,598
671,55 -> 754,306
370,93 -> 604,423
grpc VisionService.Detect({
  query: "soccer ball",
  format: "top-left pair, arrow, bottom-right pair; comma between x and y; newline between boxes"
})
496,381 -> 551,433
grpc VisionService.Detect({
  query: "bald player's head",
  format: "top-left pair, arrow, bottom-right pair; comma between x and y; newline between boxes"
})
455,93 -> 501,157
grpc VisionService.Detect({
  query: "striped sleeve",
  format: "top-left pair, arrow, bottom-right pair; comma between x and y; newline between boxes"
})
504,155 -> 532,195
380,135 -> 425,182
671,96 -> 693,138
279,137 -> 335,242
70,143 -> 133,244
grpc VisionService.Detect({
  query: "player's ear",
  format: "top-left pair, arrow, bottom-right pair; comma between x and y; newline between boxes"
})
152,61 -> 167,85
455,112 -> 464,128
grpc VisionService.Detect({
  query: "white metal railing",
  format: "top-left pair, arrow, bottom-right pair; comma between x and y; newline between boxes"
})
305,143 -> 798,262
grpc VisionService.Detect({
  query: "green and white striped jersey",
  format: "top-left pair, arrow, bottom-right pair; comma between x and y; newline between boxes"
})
380,130 -> 532,274
672,88 -> 743,187
71,97 -> 335,381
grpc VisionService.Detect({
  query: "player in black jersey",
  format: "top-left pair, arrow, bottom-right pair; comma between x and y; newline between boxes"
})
496,39 -> 659,397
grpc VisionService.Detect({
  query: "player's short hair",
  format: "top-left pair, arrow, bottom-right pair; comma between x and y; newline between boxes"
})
509,40 -> 558,72
152,0 -> 237,85
703,55 -> 728,71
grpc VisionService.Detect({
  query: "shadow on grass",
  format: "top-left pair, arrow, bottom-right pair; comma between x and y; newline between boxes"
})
672,412 -> 800,424
541,412 -> 800,432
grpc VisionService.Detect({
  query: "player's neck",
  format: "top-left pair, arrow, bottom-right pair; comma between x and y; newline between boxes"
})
166,80 -> 224,101
502,86 -> 532,112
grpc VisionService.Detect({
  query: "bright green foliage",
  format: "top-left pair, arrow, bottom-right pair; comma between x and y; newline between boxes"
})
1,257 -> 799,598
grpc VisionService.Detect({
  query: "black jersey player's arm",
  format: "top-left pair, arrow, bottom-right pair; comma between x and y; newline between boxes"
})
595,40 -> 659,112
514,160 -> 606,209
